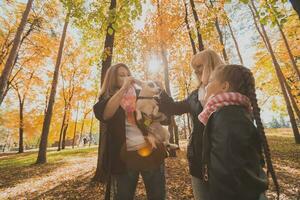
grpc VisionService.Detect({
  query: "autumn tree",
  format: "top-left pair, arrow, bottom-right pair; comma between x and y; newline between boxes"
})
248,0 -> 300,144
0,0 -> 34,106
76,0 -> 143,182
37,0 -> 84,164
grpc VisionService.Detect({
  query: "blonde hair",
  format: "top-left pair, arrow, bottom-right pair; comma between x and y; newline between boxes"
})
99,63 -> 131,97
190,49 -> 224,86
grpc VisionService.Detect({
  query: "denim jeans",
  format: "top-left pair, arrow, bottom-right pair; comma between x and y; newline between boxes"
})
111,163 -> 165,200
191,176 -> 209,200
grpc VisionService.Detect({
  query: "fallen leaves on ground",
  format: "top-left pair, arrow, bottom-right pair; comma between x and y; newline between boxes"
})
0,136 -> 299,200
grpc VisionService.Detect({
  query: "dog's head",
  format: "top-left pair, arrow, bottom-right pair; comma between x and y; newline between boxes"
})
137,81 -> 162,97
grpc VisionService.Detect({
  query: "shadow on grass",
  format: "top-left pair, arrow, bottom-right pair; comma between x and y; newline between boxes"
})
260,135 -> 300,199
0,147 -> 98,190
268,135 -> 300,169
27,170 -> 105,200
265,164 -> 300,199
0,162 -> 65,190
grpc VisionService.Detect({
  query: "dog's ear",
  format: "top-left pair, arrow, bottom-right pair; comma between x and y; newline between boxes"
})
154,81 -> 164,90
134,79 -> 143,87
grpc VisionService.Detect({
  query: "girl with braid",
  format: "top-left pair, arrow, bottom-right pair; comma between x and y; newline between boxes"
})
198,64 -> 279,200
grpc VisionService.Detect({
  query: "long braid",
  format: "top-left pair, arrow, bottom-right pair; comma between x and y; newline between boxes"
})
217,64 -> 280,199
241,66 -> 280,199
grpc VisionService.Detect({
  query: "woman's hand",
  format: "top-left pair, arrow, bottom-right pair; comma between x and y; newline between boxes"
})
103,76 -> 135,120
121,76 -> 135,91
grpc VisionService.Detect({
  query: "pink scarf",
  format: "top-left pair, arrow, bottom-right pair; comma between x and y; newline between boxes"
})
198,92 -> 252,125
120,86 -> 137,124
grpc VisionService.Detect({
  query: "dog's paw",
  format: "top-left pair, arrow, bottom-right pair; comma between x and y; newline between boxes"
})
166,143 -> 179,150
145,135 -> 157,149
136,110 -> 142,121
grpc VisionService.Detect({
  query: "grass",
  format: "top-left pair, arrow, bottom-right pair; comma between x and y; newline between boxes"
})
0,146 -> 98,169
266,129 -> 300,169
0,146 -> 98,191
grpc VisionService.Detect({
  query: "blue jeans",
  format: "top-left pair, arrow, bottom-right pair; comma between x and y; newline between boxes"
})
111,163 -> 166,200
191,176 -> 209,200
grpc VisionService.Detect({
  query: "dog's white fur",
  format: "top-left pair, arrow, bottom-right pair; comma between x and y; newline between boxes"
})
135,80 -> 178,150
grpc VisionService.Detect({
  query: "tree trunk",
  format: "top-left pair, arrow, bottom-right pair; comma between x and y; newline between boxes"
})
0,21 -> 36,103
14,72 -> 32,154
290,0 -> 300,18
36,12 -> 70,164
249,5 -> 268,48
89,114 -> 94,147
72,102 -> 80,148
3,130 -> 10,152
18,101 -> 24,153
3,68 -> 21,103
44,87 -> 50,115
161,46 -> 177,156
161,42 -> 177,155
250,1 -> 300,144
183,0 -> 197,55
173,118 -> 179,146
58,106 -> 67,151
100,2 -> 116,84
0,0 -> 34,106
208,0 -> 228,62
156,0 -> 177,156
57,129 -> 63,151
282,74 -> 300,120
93,0 -> 117,183
189,0 -> 205,51
61,122 -> 69,149
186,114 -> 192,135
62,103 -> 71,149
78,118 -> 86,147
269,3 -> 300,80
0,35 -> 13,66
214,18 -> 228,62
183,115 -> 187,139
227,20 -> 244,65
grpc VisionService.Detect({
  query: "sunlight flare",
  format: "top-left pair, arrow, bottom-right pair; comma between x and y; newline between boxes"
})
148,55 -> 162,73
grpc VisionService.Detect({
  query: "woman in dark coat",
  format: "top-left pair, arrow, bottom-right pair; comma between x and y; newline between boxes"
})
159,49 -> 224,200
93,63 -> 166,200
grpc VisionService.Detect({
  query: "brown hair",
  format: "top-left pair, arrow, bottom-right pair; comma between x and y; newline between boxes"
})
214,64 -> 280,198
99,63 -> 131,97
190,49 -> 224,86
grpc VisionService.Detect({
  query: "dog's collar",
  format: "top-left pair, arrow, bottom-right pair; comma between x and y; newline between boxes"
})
137,96 -> 156,100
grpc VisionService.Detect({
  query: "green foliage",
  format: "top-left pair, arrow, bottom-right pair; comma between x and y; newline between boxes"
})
239,0 -> 249,4
257,0 -> 289,27
227,0 -> 289,27
60,0 -> 85,18
108,27 -> 114,35
73,0 -> 144,65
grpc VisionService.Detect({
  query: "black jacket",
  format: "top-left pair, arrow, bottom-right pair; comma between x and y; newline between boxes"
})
202,105 -> 268,200
159,89 -> 205,178
93,95 -> 127,175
